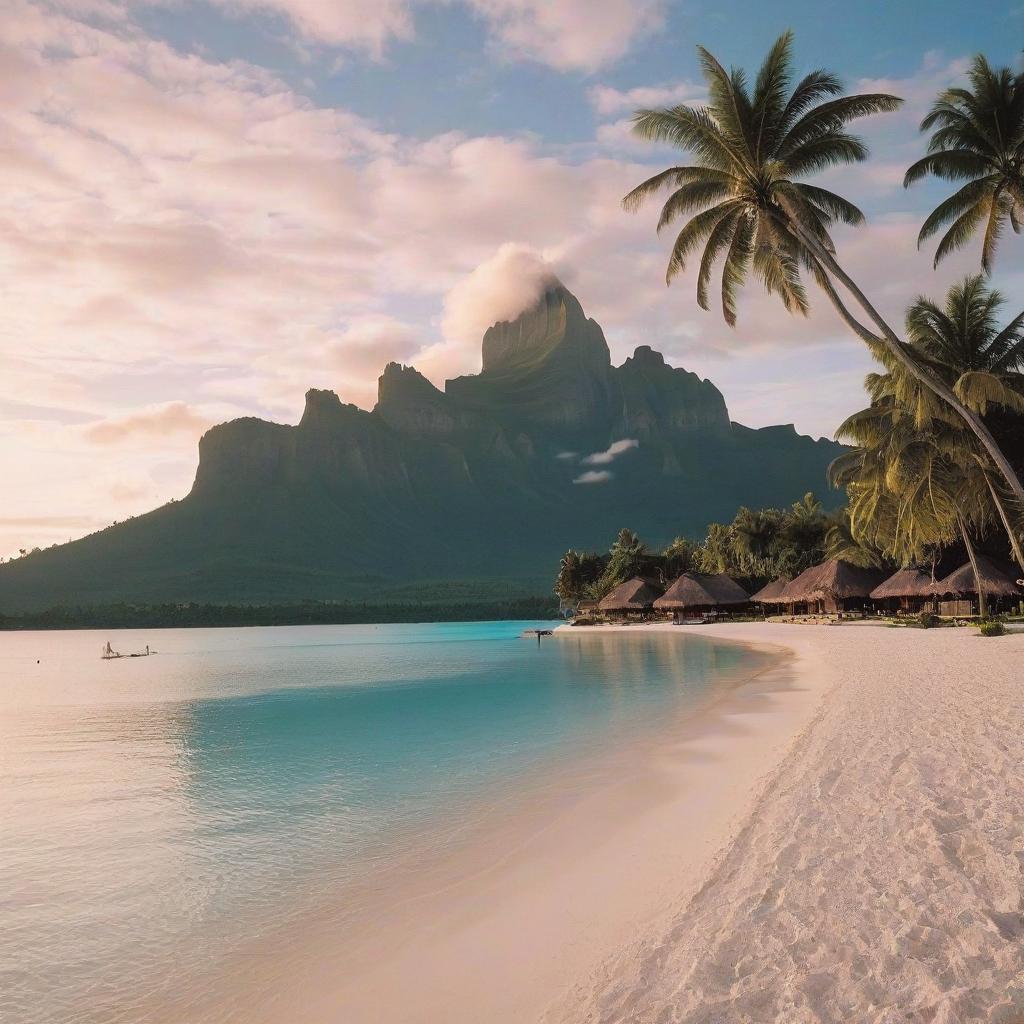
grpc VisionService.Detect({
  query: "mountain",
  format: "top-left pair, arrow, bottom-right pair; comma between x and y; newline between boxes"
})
0,282 -> 844,612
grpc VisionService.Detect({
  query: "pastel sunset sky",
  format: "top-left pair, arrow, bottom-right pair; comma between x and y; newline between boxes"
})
2,0 -> 1022,559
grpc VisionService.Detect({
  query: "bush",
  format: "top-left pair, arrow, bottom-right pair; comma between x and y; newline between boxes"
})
979,620 -> 1006,637
918,611 -> 939,629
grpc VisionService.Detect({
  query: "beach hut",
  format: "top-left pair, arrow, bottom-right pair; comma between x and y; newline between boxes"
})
750,575 -> 791,609
931,555 -> 1022,616
782,559 -> 887,615
869,567 -> 937,614
598,577 -> 664,620
653,572 -> 749,623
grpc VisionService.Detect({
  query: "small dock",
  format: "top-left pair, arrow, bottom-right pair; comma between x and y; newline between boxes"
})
521,628 -> 554,645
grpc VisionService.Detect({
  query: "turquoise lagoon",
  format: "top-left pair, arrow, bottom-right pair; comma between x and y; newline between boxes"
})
0,621 -> 772,1023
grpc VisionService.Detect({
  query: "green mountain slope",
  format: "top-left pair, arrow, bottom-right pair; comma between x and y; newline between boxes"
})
0,282 -> 844,611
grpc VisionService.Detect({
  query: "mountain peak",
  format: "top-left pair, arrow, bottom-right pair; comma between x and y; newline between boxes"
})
479,282 -> 610,376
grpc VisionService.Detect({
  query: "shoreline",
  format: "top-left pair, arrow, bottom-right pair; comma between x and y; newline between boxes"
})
167,624 -> 833,1024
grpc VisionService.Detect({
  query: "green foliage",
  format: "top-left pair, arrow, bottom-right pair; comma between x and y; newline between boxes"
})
832,275 -> 1024,571
554,493 -> 862,599
661,536 -> 702,581
918,611 -> 939,629
554,550 -> 606,602
905,56 -> 1024,272
979,619 -> 1007,637
624,30 -> 900,324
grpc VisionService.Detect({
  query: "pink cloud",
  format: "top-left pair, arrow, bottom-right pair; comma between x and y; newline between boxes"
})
83,403 -> 213,444
588,80 -> 705,116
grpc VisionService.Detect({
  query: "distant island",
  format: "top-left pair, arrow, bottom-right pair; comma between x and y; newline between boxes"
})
0,280 -> 842,616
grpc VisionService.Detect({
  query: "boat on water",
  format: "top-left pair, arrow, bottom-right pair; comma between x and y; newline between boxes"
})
101,642 -> 156,660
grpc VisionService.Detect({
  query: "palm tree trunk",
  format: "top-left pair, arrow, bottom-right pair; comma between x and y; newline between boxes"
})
786,219 -> 1024,508
958,514 -> 987,619
985,475 -> 1024,573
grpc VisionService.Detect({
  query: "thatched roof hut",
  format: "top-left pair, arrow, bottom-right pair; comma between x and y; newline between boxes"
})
654,572 -> 749,610
931,556 -> 1022,598
598,577 -> 664,613
870,567 -> 935,601
750,576 -> 791,604
783,559 -> 887,603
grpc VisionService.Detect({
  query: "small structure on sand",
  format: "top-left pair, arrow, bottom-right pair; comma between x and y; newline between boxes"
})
654,572 -> 749,623
750,575 -> 792,610
931,555 -> 1022,616
598,577 -> 665,620
782,559 -> 887,615
869,567 -> 937,614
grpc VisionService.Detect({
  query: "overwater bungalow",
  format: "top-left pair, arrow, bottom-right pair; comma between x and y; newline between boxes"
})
931,556 -> 1023,616
869,567 -> 937,614
750,575 -> 791,609
653,572 -> 749,623
598,577 -> 665,620
782,559 -> 887,615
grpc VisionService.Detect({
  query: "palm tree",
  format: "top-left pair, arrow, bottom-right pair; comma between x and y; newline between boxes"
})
623,33 -> 1024,507
831,397 -> 995,614
882,275 -> 1024,568
832,276 -> 1024,608
905,56 -> 1024,272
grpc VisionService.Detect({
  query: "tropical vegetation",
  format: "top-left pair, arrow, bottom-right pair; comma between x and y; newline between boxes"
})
830,275 -> 1024,615
554,493 -> 869,603
905,55 -> 1024,272
623,32 -> 1024,515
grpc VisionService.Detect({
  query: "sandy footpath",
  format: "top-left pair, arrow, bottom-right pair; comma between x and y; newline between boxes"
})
553,622 -> 1024,1023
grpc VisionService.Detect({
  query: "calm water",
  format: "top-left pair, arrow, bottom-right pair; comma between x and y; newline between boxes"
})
0,621 -> 770,1024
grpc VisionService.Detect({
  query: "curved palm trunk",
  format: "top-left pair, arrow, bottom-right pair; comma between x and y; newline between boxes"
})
958,515 -> 987,619
985,476 -> 1024,573
788,220 -> 1024,510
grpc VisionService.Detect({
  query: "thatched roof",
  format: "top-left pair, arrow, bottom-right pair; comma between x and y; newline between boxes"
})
598,577 -> 664,611
654,572 -> 749,610
750,576 -> 792,603
931,555 -> 1023,598
783,559 -> 887,602
870,567 -> 935,600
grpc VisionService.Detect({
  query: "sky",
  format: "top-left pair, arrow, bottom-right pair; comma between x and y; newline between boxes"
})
2,0 -> 1023,560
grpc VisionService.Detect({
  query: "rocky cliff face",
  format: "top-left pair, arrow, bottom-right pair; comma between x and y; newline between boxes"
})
0,280 -> 844,611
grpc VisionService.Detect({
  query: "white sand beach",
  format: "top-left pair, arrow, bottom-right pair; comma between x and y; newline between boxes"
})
177,622 -> 1024,1023
552,622 -> 1024,1023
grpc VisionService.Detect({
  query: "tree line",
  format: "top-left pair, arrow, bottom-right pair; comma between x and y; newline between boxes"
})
555,493 -> 854,603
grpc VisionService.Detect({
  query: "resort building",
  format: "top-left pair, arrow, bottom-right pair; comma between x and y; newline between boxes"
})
930,555 -> 1023,616
869,568 -> 937,614
779,559 -> 887,615
653,572 -> 749,623
749,576 -> 791,610
597,578 -> 665,620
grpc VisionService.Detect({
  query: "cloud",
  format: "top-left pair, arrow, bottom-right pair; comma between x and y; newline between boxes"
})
581,438 -> 639,465
441,243 -> 559,346
206,0 -> 415,53
469,0 -> 665,71
137,0 -> 661,70
555,450 -> 578,460
83,403 -> 213,444
573,469 -> 613,484
588,80 -> 704,116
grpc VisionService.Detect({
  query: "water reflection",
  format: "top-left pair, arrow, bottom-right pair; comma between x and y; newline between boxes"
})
0,623 -> 768,1024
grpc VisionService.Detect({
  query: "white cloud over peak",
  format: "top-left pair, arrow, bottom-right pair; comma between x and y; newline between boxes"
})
441,244 -> 559,346
581,438 -> 639,465
573,469 -> 613,484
